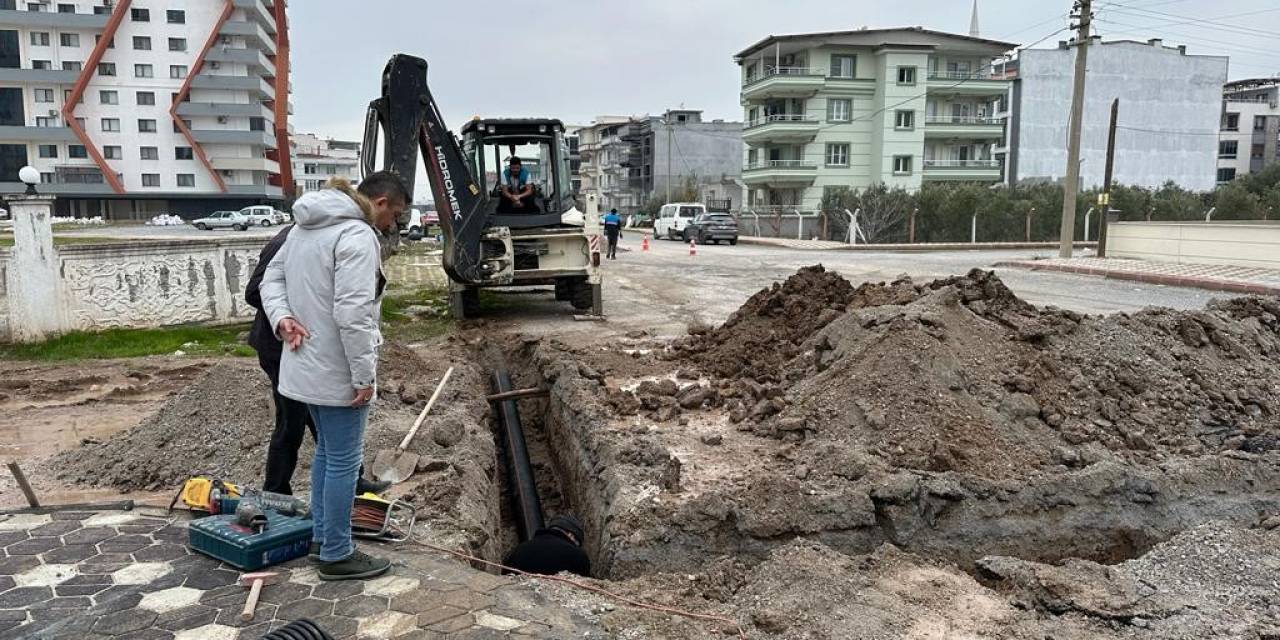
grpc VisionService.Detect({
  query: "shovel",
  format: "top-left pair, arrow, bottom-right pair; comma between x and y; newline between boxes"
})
370,366 -> 454,484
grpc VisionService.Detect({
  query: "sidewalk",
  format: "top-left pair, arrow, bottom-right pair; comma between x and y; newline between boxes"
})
995,257 -> 1280,295
737,236 -> 1097,252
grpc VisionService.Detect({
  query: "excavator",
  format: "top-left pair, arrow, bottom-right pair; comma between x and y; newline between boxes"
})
360,54 -> 603,318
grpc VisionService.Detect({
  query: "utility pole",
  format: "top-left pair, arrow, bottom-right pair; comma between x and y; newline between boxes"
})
1059,0 -> 1092,258
1098,98 -> 1118,257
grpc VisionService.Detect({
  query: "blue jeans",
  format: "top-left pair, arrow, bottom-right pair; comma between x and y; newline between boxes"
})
307,403 -> 369,562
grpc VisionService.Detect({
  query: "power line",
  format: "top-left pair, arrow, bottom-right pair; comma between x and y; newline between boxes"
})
1092,18 -> 1277,59
1101,3 -> 1280,39
1115,124 -> 1221,136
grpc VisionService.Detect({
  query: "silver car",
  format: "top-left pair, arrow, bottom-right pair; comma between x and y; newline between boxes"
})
191,211 -> 251,231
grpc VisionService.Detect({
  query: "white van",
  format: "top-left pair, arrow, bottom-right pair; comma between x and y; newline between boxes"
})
654,202 -> 706,240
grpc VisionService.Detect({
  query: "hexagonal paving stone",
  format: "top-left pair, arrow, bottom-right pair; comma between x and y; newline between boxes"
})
312,579 -> 364,600
182,568 -> 240,590
42,544 -> 100,564
415,604 -> 467,627
173,623 -> 239,640
426,611 -> 474,634
0,513 -> 51,531
83,513 -> 140,527
257,581 -> 312,605
0,556 -> 39,575
365,575 -> 420,598
0,577 -> 13,593
473,611 -> 524,632
28,521 -> 83,537
358,610 -> 418,639
307,615 -> 359,638
139,586 -> 204,613
213,602 -> 278,628
115,628 -> 177,640
113,562 -> 174,585
92,608 -> 159,635
13,563 -> 79,587
89,592 -> 144,616
155,604 -> 219,632
99,534 -> 155,554
288,567 -> 323,587
232,622 -> 273,640
334,594 -> 390,618
275,597 -> 334,621
4,536 -> 62,555
134,544 -> 191,562
62,527 -> 116,546
0,587 -> 53,608
0,530 -> 29,546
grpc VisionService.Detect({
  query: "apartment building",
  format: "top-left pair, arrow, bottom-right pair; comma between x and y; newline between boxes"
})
291,131 -> 357,194
1003,38 -> 1227,192
577,110 -> 742,214
0,0 -> 290,218
734,27 -> 1015,213
1217,78 -> 1280,184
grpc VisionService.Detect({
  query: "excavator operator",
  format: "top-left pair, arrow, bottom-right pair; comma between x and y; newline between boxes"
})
498,156 -> 539,213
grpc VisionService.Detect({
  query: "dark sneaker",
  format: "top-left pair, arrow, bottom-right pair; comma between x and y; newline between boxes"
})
318,549 -> 391,581
356,477 -> 391,495
308,542 -> 321,561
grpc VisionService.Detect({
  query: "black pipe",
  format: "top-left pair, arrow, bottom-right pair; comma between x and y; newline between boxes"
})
492,369 -> 545,542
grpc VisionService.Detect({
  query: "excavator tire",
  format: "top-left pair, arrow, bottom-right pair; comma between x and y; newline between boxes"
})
554,278 -> 572,301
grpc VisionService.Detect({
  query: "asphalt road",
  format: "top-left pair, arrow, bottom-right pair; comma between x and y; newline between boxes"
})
478,232 -> 1226,339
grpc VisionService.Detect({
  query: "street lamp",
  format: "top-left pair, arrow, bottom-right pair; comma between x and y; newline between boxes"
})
18,166 -> 39,195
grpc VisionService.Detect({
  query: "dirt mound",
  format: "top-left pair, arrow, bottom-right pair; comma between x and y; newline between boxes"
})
684,267 -> 1280,480
48,361 -> 277,491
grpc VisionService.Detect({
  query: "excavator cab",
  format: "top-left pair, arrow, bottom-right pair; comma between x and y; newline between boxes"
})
360,54 -> 601,319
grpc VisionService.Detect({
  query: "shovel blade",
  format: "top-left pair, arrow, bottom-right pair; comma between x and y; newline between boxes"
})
370,449 -> 419,484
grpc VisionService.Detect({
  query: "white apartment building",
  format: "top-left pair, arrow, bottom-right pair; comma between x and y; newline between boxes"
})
1217,78 -> 1280,184
734,27 -> 1015,213
0,0 -> 290,218
291,131 -> 357,194
1003,38 -> 1227,192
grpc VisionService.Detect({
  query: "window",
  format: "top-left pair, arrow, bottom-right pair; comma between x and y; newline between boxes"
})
893,155 -> 914,175
94,34 -> 114,48
138,118 -> 157,133
1255,115 -> 1268,132
173,118 -> 191,133
136,91 -> 155,106
828,98 -> 851,122
139,146 -> 159,160
1253,144 -> 1266,159
166,9 -> 185,24
167,38 -> 186,52
99,90 -> 117,105
56,3 -> 73,12
897,66 -> 917,85
26,3 -> 42,11
40,171 -> 54,183
141,173 -> 160,187
895,110 -> 915,130
58,33 -> 78,47
174,146 -> 193,160
34,116 -> 55,127
131,7 -> 149,21
134,63 -> 152,78
101,117 -> 120,132
94,5 -> 110,14
103,145 -> 121,159
97,62 -> 116,76
1222,113 -> 1239,131
37,144 -> 57,158
1217,167 -> 1236,183
176,173 -> 194,187
62,89 -> 81,103
68,144 -> 87,158
31,59 -> 50,69
830,54 -> 856,79
1218,140 -> 1238,159
825,143 -> 849,167
169,65 -> 187,79
304,163 -> 317,175
33,88 -> 53,103
132,36 -> 150,50
61,61 -> 81,71
30,32 -> 49,46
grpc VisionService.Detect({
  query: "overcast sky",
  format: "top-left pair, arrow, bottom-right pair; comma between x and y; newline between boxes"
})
289,0 -> 1280,142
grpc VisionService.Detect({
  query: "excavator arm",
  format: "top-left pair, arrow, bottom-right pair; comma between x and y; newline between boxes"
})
361,54 -> 502,285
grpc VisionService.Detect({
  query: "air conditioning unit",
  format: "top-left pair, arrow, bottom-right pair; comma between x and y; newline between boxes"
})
220,36 -> 232,45
210,61 -> 220,69
217,116 -> 228,124
222,170 -> 234,177
47,109 -> 58,117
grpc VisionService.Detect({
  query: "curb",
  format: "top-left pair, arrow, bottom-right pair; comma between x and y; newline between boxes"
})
737,238 -> 1098,252
994,260 -> 1280,296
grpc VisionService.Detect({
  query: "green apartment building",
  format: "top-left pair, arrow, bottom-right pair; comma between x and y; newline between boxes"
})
736,28 -> 1016,213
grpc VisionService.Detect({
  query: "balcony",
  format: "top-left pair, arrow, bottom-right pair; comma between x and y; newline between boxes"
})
0,68 -> 79,84
189,129 -> 276,146
221,19 -> 276,55
742,160 -> 818,186
190,74 -> 274,99
232,0 -> 277,35
923,115 -> 1005,139
742,67 -> 826,102
0,125 -> 78,142
743,114 -> 820,144
926,70 -> 1009,97
921,158 -> 1002,181
0,9 -> 109,29
177,101 -> 274,119
211,156 -> 280,173
205,46 -> 275,73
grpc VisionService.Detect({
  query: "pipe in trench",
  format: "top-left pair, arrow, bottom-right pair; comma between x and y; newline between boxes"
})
491,369 -> 545,542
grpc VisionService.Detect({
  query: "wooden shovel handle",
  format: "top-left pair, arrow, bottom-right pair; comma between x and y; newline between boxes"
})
398,366 -> 454,451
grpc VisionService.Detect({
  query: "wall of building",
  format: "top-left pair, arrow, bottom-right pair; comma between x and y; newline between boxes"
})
1009,40 -> 1227,191
649,117 -> 742,200
1107,220 -> 1280,268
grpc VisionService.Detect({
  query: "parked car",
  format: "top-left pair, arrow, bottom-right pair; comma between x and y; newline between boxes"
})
192,211 -> 251,231
400,207 -> 440,237
654,202 -> 706,240
684,212 -> 739,245
238,205 -> 287,227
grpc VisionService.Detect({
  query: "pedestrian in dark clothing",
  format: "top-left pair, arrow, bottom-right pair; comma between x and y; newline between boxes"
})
603,208 -> 621,260
501,514 -> 591,577
245,225 -> 387,497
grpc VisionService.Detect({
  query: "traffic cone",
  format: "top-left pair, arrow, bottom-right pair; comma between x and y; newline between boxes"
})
688,238 -> 696,257
642,234 -> 649,252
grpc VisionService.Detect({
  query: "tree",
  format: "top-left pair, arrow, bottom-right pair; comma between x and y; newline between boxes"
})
1213,182 -> 1262,220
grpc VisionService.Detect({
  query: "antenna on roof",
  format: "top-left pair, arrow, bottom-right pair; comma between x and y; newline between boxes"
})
969,0 -> 981,37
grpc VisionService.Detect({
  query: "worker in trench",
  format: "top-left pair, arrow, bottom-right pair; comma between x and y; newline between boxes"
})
260,172 -> 409,581
502,514 -> 592,577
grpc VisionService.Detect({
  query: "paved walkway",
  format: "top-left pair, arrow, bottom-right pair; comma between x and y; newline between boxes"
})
0,509 -> 602,640
995,257 -> 1280,296
737,236 -> 1097,252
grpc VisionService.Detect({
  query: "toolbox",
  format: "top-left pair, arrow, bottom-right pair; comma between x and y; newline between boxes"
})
188,510 -> 313,571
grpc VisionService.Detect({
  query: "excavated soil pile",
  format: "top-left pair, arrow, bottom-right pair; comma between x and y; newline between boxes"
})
676,267 -> 1280,480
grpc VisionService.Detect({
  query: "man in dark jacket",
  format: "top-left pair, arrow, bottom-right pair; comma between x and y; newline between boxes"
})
245,225 -> 387,496
501,514 -> 591,577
